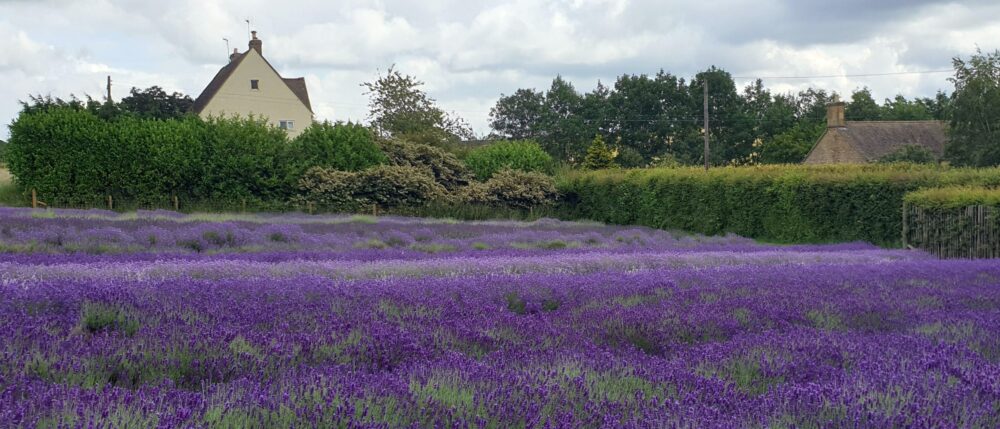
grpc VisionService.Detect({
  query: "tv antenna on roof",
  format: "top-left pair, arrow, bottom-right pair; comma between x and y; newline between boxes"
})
245,19 -> 252,40
223,38 -> 230,58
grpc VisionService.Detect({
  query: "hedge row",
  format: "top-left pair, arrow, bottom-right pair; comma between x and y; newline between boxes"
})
903,187 -> 1000,258
4,107 -> 384,204
904,186 -> 1000,209
463,140 -> 554,180
558,164 -> 1000,245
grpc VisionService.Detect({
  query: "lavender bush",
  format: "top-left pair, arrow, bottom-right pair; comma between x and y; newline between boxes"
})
0,208 -> 997,428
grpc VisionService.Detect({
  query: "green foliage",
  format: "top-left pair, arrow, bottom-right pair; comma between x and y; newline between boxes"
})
118,86 -> 194,120
488,68 -> 849,167
4,106 -> 300,204
463,169 -> 559,209
363,66 -> 474,146
296,165 -> 446,210
903,186 -> 1000,258
377,138 -> 473,190
846,88 -> 882,121
582,135 -> 617,170
488,88 -> 547,140
354,165 -> 448,208
79,302 -> 140,336
904,186 -> 1000,209
6,106 -> 115,202
297,168 -> 362,209
463,140 -> 554,180
757,122 -> 825,164
196,116 -> 291,202
558,164 -> 1000,245
287,121 -> 387,175
878,146 -> 938,164
946,49 -> 1000,167
615,146 -> 646,169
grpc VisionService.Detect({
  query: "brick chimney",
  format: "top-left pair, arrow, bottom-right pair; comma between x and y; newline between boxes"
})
229,48 -> 240,62
249,31 -> 262,55
826,98 -> 846,128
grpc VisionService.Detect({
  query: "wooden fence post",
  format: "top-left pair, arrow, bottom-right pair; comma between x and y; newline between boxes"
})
107,195 -> 113,211
901,201 -> 908,248
173,195 -> 179,211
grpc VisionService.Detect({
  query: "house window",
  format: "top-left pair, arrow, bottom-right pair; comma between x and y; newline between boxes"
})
250,79 -> 259,90
279,120 -> 294,130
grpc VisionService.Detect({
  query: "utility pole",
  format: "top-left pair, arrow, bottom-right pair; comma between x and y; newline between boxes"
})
703,80 -> 710,171
106,76 -> 112,103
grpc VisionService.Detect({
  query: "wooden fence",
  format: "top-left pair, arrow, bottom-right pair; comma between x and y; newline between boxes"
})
903,202 -> 1000,259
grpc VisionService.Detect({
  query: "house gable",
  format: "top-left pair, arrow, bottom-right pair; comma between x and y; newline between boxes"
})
193,35 -> 313,137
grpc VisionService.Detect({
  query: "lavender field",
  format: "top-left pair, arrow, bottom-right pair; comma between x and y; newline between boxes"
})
1,208 -> 998,428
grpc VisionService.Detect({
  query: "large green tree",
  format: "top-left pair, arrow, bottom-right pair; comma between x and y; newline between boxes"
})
945,49 -> 1000,167
684,67 -> 756,165
488,88 -> 547,140
608,71 -> 693,161
540,76 -> 588,161
846,88 -> 881,121
119,86 -> 194,120
362,67 -> 474,147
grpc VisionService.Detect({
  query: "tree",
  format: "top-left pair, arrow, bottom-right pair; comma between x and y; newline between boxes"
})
796,88 -> 835,122
916,91 -> 952,120
758,122 -> 825,164
489,88 -> 547,140
583,134 -> 616,170
609,71 -> 692,162
119,86 -> 193,120
945,49 -> 1000,167
686,67 -> 755,165
846,88 -> 881,121
743,80 -> 797,142
541,76 -> 588,161
362,66 -> 474,147
881,95 -> 933,121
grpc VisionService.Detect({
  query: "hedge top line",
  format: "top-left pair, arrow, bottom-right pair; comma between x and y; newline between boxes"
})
905,186 -> 1000,209
560,164 -> 1000,186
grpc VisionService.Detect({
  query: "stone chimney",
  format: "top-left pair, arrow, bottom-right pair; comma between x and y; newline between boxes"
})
249,31 -> 262,55
229,48 -> 240,62
826,97 -> 846,128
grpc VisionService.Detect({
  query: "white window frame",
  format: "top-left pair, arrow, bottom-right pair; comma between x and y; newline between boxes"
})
279,120 -> 294,130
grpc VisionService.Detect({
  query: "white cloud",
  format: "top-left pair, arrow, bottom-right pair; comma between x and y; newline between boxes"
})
2,0 -> 1000,140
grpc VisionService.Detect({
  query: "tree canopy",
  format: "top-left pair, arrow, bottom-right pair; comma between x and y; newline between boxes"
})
362,66 -> 474,148
945,49 -> 1000,167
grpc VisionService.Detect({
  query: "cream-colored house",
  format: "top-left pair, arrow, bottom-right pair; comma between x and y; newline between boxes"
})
193,32 -> 313,137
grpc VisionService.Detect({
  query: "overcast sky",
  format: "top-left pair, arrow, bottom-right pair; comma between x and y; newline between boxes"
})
2,0 -> 999,140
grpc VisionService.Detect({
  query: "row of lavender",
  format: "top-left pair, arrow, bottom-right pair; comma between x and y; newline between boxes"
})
1,208 -> 998,427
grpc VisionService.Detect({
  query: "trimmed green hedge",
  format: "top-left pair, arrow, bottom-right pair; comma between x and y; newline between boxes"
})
4,108 -> 387,205
558,164 -> 1000,245
463,140 -> 554,180
904,186 -> 1000,209
903,187 -> 1000,258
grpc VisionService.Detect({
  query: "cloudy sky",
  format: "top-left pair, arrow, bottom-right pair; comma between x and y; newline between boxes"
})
2,0 -> 998,139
